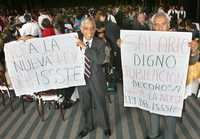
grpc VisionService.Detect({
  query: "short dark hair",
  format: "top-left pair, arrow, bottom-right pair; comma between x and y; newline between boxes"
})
24,14 -> 32,22
41,18 -> 51,28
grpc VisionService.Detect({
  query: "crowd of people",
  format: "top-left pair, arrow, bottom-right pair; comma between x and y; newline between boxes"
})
0,3 -> 200,139
1,4 -> 199,84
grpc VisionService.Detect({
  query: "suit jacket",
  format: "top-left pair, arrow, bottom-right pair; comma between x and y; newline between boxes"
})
132,21 -> 150,30
85,37 -> 106,88
78,35 -> 109,129
105,21 -> 120,48
78,32 -> 107,90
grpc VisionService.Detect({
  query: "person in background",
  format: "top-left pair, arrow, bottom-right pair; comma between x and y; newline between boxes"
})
95,10 -> 121,82
177,20 -> 187,32
40,15 -> 76,109
19,14 -> 41,37
38,10 -> 52,30
107,9 -> 117,24
186,33 -> 200,97
96,26 -> 112,82
168,5 -> 178,29
178,6 -> 186,22
53,13 -> 65,35
63,16 -> 74,33
73,12 -> 84,32
0,16 -> 4,32
132,12 -> 150,30
41,18 -> 55,37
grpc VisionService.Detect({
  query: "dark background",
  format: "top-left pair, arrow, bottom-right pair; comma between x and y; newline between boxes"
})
0,0 -> 199,22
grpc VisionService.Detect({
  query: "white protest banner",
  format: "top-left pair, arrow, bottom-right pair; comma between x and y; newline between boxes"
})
121,30 -> 192,117
4,33 -> 85,96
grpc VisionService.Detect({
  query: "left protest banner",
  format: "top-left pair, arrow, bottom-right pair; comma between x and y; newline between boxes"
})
4,33 -> 85,96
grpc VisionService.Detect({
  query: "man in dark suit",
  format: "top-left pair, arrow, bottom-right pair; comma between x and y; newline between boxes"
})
105,19 -> 122,81
76,17 -> 111,138
95,10 -> 121,82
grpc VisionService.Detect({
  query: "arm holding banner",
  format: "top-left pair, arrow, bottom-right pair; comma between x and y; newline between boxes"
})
18,35 -> 34,41
76,38 -> 86,49
76,37 -> 106,64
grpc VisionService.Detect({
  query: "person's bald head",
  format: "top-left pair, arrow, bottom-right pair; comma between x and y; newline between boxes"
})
152,12 -> 170,31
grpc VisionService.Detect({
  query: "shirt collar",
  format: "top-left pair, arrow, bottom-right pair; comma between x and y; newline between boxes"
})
83,37 -> 93,48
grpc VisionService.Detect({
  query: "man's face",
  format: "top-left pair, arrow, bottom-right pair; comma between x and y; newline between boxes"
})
81,21 -> 96,40
153,16 -> 169,31
99,15 -> 106,22
137,14 -> 145,24
180,6 -> 184,10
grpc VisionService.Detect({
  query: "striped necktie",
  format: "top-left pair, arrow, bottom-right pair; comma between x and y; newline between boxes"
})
84,41 -> 91,78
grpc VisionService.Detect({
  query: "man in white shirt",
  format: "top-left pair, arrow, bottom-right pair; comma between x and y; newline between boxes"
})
178,6 -> 186,21
20,14 -> 41,37
107,9 -> 117,24
167,6 -> 178,28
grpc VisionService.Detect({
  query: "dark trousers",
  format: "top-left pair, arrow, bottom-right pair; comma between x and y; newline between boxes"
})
148,113 -> 176,139
78,80 -> 110,131
57,87 -> 75,100
111,46 -> 122,81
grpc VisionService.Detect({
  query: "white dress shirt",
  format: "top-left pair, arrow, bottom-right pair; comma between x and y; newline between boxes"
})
82,37 -> 93,54
107,14 -> 117,24
178,10 -> 186,19
19,22 -> 42,37
167,9 -> 178,20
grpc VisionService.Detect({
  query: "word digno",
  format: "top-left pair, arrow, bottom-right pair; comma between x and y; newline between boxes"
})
132,53 -> 176,68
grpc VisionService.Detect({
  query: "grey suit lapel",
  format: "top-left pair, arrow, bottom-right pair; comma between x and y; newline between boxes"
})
91,37 -> 97,49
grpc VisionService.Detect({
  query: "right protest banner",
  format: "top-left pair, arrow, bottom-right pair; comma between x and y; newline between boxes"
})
121,30 -> 192,117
